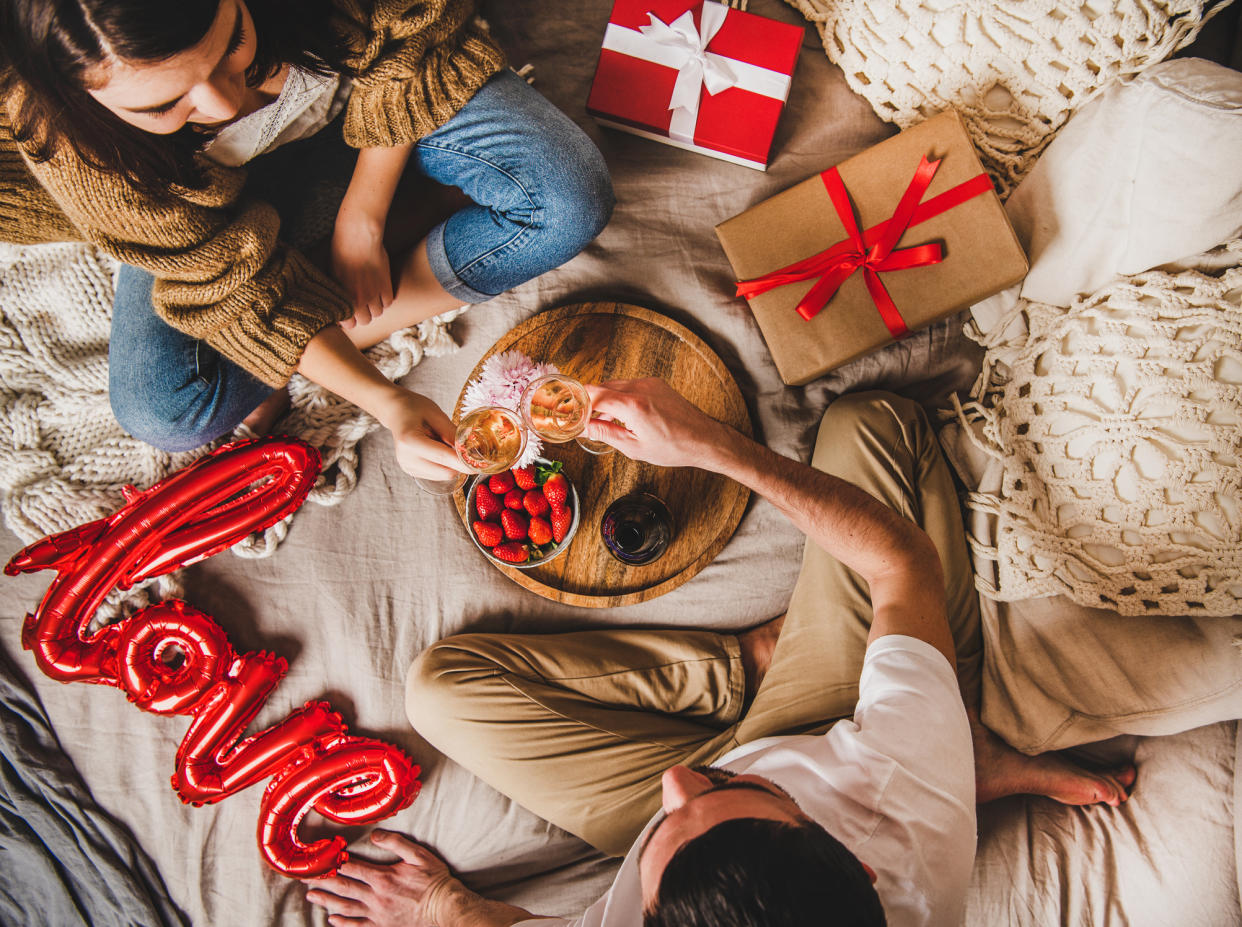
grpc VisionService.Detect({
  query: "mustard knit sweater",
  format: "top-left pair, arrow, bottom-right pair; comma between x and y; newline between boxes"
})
0,0 -> 506,387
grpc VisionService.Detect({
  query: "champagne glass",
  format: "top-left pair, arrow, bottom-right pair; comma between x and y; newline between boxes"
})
520,374 -> 614,454
416,406 -> 527,495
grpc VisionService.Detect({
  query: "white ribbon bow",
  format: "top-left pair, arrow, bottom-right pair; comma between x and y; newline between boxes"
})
597,2 -> 793,150
638,5 -> 738,119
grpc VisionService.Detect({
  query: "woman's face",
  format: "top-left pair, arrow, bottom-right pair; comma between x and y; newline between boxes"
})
86,0 -> 257,134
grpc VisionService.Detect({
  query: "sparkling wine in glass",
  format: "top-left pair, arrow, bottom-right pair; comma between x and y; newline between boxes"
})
521,374 -> 615,454
416,405 -> 526,495
522,374 -> 590,442
455,406 -> 527,474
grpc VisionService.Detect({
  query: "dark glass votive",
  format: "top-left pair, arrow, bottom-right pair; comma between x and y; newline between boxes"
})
601,492 -> 673,565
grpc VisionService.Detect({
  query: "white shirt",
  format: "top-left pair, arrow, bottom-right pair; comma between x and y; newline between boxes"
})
203,66 -> 352,167
520,635 -> 976,927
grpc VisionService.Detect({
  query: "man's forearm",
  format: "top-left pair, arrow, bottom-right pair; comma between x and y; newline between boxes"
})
699,424 -> 956,664
700,429 -> 932,585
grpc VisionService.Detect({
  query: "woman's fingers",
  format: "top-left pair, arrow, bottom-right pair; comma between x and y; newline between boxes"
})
411,437 -> 465,474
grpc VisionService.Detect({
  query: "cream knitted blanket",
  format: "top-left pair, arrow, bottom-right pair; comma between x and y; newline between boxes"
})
957,239 -> 1242,617
0,242 -> 462,610
784,0 -> 1235,196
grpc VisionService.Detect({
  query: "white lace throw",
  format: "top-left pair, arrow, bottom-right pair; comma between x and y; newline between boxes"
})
955,239 -> 1242,617
783,0 -> 1235,196
0,242 -> 463,614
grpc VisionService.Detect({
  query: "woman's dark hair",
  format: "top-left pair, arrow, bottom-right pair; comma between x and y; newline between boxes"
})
0,0 -> 355,193
644,818 -> 888,927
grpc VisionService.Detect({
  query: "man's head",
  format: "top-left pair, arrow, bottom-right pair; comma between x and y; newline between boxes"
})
639,766 -> 886,927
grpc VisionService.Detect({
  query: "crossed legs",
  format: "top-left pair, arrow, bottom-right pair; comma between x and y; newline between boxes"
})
404,393 -> 1132,858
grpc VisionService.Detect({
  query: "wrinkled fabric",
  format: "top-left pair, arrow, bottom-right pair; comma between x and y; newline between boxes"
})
0,648 -> 188,927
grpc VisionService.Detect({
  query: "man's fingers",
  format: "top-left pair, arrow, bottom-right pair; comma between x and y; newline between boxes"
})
303,870 -> 371,902
587,418 -> 633,445
586,385 -> 639,420
304,887 -> 368,918
369,829 -> 431,866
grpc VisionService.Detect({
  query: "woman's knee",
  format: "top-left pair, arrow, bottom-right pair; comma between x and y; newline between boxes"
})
537,137 -> 615,258
109,385 -> 219,452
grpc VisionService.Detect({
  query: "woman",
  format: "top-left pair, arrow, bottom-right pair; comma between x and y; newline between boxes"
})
0,0 -> 614,480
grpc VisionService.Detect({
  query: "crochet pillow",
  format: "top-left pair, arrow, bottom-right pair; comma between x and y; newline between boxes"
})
784,0 -> 1233,195
958,240 -> 1242,617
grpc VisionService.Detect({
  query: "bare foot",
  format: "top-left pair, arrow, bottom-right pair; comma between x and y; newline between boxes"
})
971,711 -> 1137,807
737,613 -> 786,704
241,388 -> 291,436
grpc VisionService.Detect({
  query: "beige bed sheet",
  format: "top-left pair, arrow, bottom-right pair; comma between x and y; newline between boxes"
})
0,0 -> 1237,924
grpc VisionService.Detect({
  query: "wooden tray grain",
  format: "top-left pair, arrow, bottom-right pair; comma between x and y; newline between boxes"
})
453,302 -> 752,607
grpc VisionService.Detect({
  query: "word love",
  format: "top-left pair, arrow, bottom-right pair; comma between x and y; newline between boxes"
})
4,438 -> 420,878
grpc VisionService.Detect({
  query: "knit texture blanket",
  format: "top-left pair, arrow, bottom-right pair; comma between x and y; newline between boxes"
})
0,242 -> 462,612
956,239 -> 1242,617
784,0 -> 1236,195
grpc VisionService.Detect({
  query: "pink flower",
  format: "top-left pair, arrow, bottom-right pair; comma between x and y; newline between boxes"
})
461,350 -> 559,468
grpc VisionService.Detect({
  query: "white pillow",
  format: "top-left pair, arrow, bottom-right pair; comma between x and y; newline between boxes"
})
1008,58 -> 1242,309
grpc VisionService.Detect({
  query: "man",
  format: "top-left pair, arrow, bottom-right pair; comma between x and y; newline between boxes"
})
306,381 -> 1135,927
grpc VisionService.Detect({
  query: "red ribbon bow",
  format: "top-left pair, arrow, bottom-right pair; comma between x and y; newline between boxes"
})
735,156 -> 994,338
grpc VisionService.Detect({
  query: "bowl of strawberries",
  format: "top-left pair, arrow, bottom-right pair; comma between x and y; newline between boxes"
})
466,459 -> 579,569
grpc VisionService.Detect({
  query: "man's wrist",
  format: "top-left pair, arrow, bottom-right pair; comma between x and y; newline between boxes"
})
428,878 -> 539,927
694,420 -> 756,477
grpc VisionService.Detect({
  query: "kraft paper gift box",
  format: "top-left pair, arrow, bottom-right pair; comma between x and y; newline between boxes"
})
586,0 -> 803,170
716,109 -> 1029,385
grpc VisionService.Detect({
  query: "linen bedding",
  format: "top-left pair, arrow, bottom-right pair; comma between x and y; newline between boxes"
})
0,1 -> 1237,925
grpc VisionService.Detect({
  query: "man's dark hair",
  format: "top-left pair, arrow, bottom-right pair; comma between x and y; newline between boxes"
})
643,818 -> 887,927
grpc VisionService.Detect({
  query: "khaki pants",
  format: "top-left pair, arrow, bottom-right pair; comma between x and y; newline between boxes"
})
406,393 -> 981,857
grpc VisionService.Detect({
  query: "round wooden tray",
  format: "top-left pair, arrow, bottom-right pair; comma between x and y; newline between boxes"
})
452,302 -> 752,607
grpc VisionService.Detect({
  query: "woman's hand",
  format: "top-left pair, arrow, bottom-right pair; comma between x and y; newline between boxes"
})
374,388 -> 471,481
304,831 -> 464,927
332,204 -> 394,330
297,326 -> 469,482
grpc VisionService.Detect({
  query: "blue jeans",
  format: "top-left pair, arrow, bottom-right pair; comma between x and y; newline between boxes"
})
110,69 -> 614,452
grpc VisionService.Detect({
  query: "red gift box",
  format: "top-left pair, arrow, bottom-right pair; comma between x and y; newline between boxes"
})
586,0 -> 803,170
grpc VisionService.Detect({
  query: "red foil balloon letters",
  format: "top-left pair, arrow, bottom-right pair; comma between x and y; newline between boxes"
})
5,437 -> 421,877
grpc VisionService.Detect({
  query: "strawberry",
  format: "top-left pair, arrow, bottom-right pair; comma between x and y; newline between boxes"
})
501,509 -> 529,540
472,520 -> 503,547
550,503 -> 572,543
523,489 -> 550,517
491,542 -> 529,564
475,483 -> 502,522
504,488 -> 525,510
488,471 -> 515,494
528,516 -> 553,546
512,465 -> 538,490
543,472 -> 569,507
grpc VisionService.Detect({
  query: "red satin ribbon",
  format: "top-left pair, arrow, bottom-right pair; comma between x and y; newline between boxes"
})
735,157 -> 995,337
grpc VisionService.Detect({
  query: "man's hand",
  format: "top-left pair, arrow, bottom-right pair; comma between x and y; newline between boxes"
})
374,389 -> 472,481
304,831 -> 462,927
332,205 -> 394,330
585,378 -> 734,469
304,831 -> 541,927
